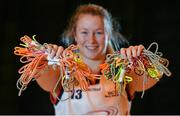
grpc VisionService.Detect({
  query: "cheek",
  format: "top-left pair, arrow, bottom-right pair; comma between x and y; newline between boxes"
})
98,36 -> 106,46
76,38 -> 85,45
75,35 -> 85,45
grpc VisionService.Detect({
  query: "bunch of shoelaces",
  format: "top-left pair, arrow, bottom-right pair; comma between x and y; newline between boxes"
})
14,35 -> 171,97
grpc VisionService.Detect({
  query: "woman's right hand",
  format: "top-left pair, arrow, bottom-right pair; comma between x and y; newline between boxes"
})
36,44 -> 64,92
43,44 -> 64,59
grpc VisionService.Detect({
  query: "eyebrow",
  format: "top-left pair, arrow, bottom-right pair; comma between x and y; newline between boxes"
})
79,28 -> 104,31
79,28 -> 88,31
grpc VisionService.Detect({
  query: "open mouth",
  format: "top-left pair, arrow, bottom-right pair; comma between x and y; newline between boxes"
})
86,45 -> 98,50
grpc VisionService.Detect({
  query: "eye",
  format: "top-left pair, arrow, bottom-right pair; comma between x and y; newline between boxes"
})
96,31 -> 104,35
81,31 -> 88,35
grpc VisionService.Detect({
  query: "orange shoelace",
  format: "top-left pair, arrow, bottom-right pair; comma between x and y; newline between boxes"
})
14,35 -> 172,98
14,35 -> 101,96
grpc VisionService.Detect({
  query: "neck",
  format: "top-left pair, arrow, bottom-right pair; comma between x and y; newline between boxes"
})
82,56 -> 106,74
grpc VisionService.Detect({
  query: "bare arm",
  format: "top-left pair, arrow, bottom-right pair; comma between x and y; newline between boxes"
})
120,45 -> 161,95
126,66 -> 160,93
36,65 -> 61,92
35,44 -> 64,97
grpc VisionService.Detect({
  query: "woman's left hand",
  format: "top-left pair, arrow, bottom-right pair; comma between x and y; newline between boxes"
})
121,45 -> 159,93
120,45 -> 145,61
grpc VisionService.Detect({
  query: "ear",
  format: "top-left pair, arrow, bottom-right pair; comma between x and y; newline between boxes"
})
103,33 -> 112,54
74,36 -> 77,42
105,33 -> 110,41
73,31 -> 77,42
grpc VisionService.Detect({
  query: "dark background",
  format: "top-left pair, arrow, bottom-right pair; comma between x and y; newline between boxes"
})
1,0 -> 179,115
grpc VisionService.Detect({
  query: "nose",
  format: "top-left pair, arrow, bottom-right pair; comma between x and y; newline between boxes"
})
89,33 -> 96,43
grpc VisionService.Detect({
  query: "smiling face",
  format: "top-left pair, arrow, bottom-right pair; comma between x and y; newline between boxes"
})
74,14 -> 109,60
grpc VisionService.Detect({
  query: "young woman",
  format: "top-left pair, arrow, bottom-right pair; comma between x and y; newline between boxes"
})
35,4 -> 159,115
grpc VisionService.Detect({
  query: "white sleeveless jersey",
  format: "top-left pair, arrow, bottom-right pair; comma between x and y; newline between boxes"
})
54,76 -> 131,115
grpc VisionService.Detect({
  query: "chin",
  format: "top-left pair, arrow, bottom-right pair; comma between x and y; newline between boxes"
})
80,48 -> 105,60
85,53 -> 103,60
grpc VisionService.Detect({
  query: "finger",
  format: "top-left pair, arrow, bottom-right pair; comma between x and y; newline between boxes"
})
132,46 -> 138,58
40,45 -> 46,51
47,44 -> 53,53
55,46 -> 64,59
41,43 -> 49,52
46,44 -> 56,58
50,44 -> 59,58
137,45 -> 144,56
42,43 -> 48,48
120,48 -> 127,59
50,49 -> 56,59
126,46 -> 133,61
52,44 -> 59,52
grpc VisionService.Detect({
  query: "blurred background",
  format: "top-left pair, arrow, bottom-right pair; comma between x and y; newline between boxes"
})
1,0 -> 180,115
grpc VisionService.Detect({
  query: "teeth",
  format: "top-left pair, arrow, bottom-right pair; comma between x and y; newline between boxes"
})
86,46 -> 98,50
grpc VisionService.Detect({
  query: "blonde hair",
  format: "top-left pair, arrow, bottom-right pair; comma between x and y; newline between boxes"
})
61,4 -> 129,50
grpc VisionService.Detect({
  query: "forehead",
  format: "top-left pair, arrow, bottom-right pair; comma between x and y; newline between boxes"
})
76,14 -> 104,29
